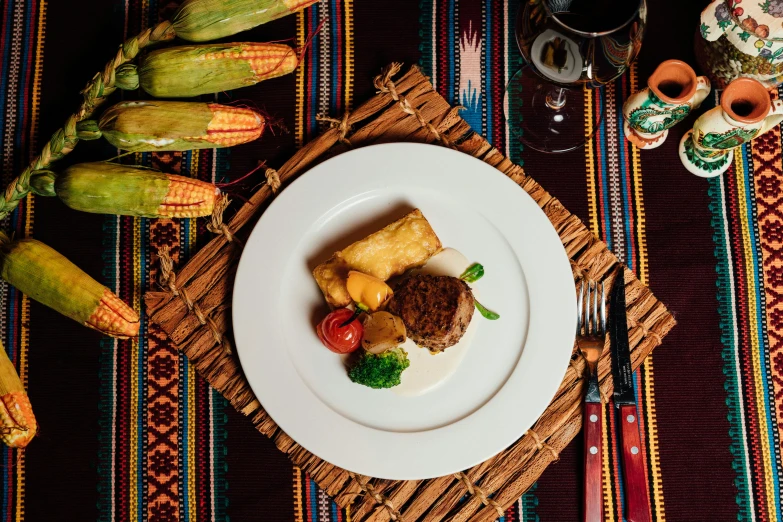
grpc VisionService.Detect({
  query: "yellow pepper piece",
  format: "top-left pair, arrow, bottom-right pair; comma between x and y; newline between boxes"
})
346,271 -> 393,311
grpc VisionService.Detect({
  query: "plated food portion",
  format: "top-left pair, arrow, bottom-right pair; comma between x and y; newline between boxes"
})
312,209 -> 499,392
233,143 -> 576,478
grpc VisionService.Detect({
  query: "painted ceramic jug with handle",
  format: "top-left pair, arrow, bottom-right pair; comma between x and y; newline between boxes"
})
679,77 -> 783,177
696,0 -> 783,89
622,60 -> 711,149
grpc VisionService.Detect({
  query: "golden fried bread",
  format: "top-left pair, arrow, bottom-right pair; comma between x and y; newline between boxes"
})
313,209 -> 442,308
312,256 -> 352,308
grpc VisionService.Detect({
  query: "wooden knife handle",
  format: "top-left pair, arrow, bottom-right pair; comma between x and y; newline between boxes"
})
619,404 -> 651,522
583,401 -> 603,522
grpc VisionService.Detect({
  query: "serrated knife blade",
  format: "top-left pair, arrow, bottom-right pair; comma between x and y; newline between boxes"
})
609,266 -> 635,405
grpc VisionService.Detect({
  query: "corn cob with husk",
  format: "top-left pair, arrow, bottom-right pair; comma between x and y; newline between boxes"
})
0,232 -> 139,338
115,43 -> 298,98
76,101 -> 265,152
0,342 -> 36,449
30,162 -> 219,219
172,0 -> 318,42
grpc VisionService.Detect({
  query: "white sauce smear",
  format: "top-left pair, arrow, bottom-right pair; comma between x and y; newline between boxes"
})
392,248 -> 479,397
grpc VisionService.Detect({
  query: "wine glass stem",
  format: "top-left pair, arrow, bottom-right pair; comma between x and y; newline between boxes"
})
545,87 -> 567,110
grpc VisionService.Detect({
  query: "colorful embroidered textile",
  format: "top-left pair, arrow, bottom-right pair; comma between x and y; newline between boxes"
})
0,0 -> 772,520
708,88 -> 783,522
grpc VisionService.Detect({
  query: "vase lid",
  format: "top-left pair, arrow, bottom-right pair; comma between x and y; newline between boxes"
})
709,0 -> 783,39
701,0 -> 783,59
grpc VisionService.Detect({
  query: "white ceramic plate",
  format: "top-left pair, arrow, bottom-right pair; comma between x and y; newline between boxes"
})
233,143 -> 575,480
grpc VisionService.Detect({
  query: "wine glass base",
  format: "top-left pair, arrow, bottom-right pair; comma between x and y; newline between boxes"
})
504,67 -> 602,154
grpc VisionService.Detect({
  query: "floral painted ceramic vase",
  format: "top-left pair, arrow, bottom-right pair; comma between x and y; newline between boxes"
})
696,0 -> 783,89
679,77 -> 783,177
622,60 -> 711,149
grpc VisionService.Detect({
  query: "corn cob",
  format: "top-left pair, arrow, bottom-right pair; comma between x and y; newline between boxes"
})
172,0 -> 318,42
41,162 -> 220,218
0,341 -> 35,449
115,43 -> 298,98
77,101 -> 265,152
0,232 -> 139,338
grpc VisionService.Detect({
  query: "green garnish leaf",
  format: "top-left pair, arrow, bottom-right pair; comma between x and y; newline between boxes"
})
460,263 -> 485,283
475,300 -> 500,320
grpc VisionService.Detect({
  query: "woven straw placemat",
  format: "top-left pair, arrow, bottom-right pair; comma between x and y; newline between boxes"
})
144,64 -> 676,522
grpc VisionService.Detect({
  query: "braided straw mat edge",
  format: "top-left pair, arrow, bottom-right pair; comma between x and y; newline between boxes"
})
145,64 -> 676,522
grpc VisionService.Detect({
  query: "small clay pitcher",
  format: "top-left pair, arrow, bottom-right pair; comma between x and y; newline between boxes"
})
622,60 -> 711,149
679,77 -> 783,178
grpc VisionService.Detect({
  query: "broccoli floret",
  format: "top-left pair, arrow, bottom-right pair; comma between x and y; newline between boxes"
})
348,347 -> 410,389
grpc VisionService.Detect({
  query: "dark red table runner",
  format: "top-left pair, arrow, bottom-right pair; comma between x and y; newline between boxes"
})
0,0 -> 768,520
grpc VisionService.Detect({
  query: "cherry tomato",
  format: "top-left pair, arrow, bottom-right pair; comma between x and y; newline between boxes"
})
317,308 -> 363,354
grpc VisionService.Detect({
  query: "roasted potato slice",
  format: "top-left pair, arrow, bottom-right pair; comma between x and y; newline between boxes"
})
361,312 -> 407,354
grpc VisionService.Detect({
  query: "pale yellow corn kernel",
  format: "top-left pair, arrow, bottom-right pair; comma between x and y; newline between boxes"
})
183,105 -> 265,147
157,176 -> 218,218
208,110 -> 263,129
208,120 -> 255,131
201,44 -> 298,82
86,289 -> 140,338
201,130 -> 263,147
250,54 -> 298,81
0,392 -> 36,448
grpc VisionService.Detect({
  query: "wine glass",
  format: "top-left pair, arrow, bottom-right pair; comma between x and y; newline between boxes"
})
505,0 -> 646,153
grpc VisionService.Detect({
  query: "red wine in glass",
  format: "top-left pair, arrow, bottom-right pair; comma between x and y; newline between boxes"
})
505,0 -> 646,153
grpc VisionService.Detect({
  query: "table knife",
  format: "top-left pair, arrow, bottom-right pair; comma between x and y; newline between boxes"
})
609,267 -> 651,522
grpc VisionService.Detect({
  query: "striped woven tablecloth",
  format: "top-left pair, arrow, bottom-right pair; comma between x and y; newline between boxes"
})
1,0 -> 779,520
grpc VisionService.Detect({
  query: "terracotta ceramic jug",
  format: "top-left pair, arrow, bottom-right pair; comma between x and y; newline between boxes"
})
679,77 -> 783,177
622,60 -> 711,149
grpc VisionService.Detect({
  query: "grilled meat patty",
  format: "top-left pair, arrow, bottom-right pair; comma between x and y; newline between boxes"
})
387,274 -> 475,351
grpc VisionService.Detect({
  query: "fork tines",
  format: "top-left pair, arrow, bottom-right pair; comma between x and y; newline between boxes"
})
576,280 -> 606,337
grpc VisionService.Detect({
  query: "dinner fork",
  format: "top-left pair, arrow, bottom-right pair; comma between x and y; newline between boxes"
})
577,280 -> 606,522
